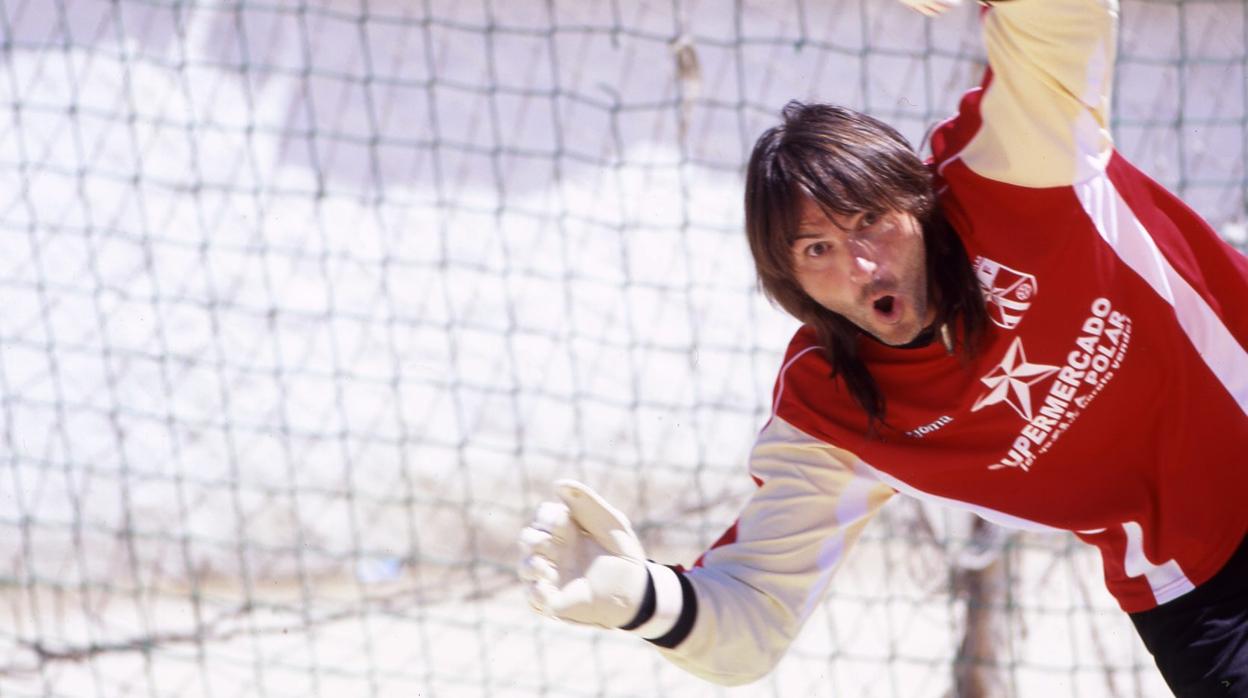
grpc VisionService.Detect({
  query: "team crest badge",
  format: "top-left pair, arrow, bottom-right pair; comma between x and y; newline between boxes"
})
974,256 -> 1036,329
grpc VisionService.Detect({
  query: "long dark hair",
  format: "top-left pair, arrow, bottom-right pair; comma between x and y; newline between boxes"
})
744,101 -> 987,427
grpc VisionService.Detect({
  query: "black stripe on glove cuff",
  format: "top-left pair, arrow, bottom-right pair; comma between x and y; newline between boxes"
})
618,569 -> 656,631
646,565 -> 697,649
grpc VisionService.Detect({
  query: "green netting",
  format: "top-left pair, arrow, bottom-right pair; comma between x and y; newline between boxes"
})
0,1 -> 1243,696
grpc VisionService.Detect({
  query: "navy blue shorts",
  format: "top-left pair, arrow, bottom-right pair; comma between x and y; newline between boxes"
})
1130,536 -> 1248,697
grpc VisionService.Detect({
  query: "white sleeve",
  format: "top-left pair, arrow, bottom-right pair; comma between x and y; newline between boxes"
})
954,0 -> 1119,187
628,416 -> 894,686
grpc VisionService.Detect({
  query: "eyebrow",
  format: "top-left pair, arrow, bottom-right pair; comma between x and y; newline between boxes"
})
792,215 -> 858,241
791,230 -> 826,242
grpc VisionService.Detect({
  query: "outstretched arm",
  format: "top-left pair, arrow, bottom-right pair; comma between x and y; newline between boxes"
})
652,416 -> 894,685
519,412 -> 894,686
932,0 -> 1120,187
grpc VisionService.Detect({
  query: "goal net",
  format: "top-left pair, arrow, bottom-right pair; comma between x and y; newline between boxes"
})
0,1 -> 1243,696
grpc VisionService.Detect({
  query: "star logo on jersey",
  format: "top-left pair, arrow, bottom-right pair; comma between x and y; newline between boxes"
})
971,337 -> 1059,421
974,256 -> 1037,329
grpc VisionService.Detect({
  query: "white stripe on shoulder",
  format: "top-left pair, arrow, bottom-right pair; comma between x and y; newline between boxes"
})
769,345 -> 822,420
1075,173 -> 1248,415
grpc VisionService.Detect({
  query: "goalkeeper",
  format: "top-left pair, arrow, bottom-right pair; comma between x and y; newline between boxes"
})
518,0 -> 1248,694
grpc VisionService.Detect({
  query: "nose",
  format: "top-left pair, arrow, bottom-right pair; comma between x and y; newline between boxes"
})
847,245 -> 878,283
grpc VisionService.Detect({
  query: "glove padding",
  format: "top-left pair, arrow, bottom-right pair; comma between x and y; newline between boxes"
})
897,0 -> 961,16
517,480 -> 649,629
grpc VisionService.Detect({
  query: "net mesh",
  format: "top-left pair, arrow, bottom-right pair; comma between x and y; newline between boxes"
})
0,0 -> 1243,696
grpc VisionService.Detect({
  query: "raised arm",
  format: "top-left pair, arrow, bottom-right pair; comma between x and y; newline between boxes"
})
932,0 -> 1119,187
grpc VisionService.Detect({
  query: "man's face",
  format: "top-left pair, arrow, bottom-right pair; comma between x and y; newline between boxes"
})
791,195 -> 934,346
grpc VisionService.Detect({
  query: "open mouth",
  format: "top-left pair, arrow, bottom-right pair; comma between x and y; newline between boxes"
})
870,294 -> 903,325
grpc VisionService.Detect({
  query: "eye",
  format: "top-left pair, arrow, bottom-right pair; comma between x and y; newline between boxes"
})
860,211 -> 880,228
803,241 -> 831,258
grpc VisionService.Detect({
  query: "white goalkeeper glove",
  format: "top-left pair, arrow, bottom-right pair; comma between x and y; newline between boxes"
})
897,0 -> 961,17
517,480 -> 653,629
